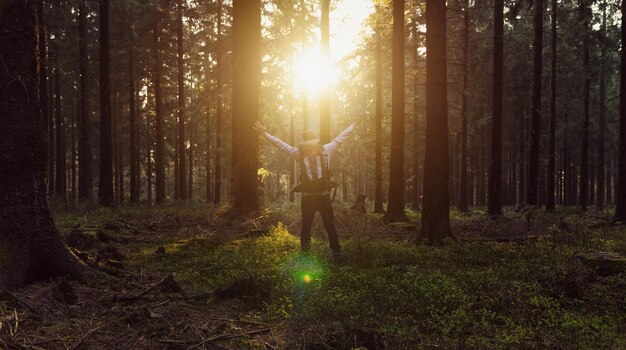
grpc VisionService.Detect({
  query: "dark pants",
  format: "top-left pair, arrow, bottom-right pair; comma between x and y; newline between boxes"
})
300,194 -> 340,255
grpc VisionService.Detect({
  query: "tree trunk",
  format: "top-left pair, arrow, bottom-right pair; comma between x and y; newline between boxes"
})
129,35 -> 139,204
374,7 -> 384,213
154,12 -> 165,203
98,0 -> 114,206
37,3 -> 53,198
385,0 -> 407,222
78,0 -> 92,202
289,101 -> 295,202
188,120 -> 193,201
411,16 -> 421,212
597,2 -> 607,210
206,88 -> 212,203
320,0 -> 330,143
616,20 -> 626,223
458,2 -> 469,212
0,1 -> 89,289
71,92 -> 77,203
517,110 -> 525,205
177,0 -> 187,200
146,107 -> 153,205
230,0 -> 261,212
563,111 -> 572,205
546,0 -> 557,211
580,0 -> 590,212
527,0 -> 544,206
54,64 -> 67,201
214,0 -> 223,205
421,0 -> 451,244
488,0 -> 504,216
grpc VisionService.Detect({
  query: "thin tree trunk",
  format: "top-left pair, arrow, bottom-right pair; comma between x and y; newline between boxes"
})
580,0 -> 590,212
54,65 -> 66,201
458,2 -> 469,212
188,121 -> 193,201
385,0 -> 407,221
320,0 -> 330,143
289,99 -> 295,202
421,0 -> 451,244
146,106 -> 153,205
129,35 -> 139,203
597,2 -> 607,210
615,1 -> 626,221
98,0 -> 114,206
38,3 -> 53,198
71,92 -> 77,203
546,0 -> 557,211
154,12 -> 165,203
527,0 -> 544,206
374,7 -> 384,213
78,0 -> 92,202
112,92 -> 119,203
488,0 -> 503,216
412,14 -> 421,212
177,0 -> 187,200
214,0 -> 223,204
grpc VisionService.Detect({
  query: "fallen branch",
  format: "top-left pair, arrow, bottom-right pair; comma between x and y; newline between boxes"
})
0,286 -> 39,313
187,325 -> 279,350
68,324 -> 103,350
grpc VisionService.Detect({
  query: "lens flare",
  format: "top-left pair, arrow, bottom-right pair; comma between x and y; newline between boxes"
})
303,274 -> 312,284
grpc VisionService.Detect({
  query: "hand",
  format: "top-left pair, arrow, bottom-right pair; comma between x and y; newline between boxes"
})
253,121 -> 267,133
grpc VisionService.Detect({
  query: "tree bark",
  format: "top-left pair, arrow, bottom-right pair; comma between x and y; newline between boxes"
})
385,0 -> 408,222
214,0 -> 223,205
546,0 -> 557,211
458,2 -> 469,212
129,34 -> 139,203
488,0 -> 504,216
154,11 -> 165,203
54,64 -> 67,201
320,0 -> 331,143
597,2 -> 607,210
177,0 -> 187,200
411,15 -> 421,212
527,0 -> 544,206
37,3 -> 53,198
374,6 -> 384,214
231,0 -> 261,212
421,0 -> 451,244
615,0 -> 626,220
0,1 -> 89,289
78,0 -> 92,202
188,119 -> 193,201
580,0 -> 590,212
98,0 -> 114,206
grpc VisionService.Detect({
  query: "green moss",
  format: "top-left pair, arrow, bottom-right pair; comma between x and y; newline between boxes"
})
52,205 -> 626,348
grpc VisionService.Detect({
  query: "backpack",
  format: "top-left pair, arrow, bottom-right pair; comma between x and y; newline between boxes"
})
294,143 -> 334,193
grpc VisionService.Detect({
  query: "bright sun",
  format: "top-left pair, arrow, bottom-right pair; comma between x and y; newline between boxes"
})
293,49 -> 338,95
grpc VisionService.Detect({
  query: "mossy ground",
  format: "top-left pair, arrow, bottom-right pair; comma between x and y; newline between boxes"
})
4,202 -> 626,349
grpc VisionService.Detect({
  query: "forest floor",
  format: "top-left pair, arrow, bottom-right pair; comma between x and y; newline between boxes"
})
0,201 -> 625,349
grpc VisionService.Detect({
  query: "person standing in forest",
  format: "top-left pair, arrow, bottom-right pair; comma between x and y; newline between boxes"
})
254,118 -> 362,263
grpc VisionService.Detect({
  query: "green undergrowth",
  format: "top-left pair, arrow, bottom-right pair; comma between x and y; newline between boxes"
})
132,220 -> 626,349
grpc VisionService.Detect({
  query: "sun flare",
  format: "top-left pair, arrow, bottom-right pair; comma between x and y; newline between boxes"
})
293,50 -> 338,95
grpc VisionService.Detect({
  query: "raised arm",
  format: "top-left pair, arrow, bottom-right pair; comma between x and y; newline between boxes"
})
324,116 -> 364,156
255,121 -> 298,158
